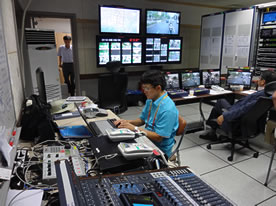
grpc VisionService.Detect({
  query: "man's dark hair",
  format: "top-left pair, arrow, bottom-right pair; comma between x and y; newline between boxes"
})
63,35 -> 72,41
261,70 -> 276,84
140,70 -> 166,90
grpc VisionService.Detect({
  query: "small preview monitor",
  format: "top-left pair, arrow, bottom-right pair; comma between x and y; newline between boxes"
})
165,73 -> 180,89
263,11 -> 276,24
145,37 -> 182,64
99,5 -> 141,34
227,70 -> 252,87
181,71 -> 201,89
146,9 -> 180,35
202,70 -> 220,87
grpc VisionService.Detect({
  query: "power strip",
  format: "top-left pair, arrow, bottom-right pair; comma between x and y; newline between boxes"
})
42,146 -> 86,180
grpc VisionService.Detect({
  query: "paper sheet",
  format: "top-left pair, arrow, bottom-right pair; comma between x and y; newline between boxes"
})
0,126 -> 12,167
6,189 -> 44,206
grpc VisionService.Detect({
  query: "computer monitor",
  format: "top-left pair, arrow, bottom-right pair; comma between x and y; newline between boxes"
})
201,70 -> 220,87
36,67 -> 47,103
99,5 -> 141,34
145,37 -> 182,64
227,70 -> 252,87
263,11 -> 276,24
165,73 -> 180,89
181,71 -> 201,89
146,9 -> 180,35
97,35 -> 143,67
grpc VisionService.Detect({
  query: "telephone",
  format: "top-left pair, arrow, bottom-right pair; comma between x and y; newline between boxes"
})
106,128 -> 136,142
211,85 -> 225,92
118,142 -> 153,160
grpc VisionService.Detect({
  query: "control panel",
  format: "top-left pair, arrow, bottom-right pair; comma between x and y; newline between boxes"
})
56,160 -> 234,206
43,146 -> 85,180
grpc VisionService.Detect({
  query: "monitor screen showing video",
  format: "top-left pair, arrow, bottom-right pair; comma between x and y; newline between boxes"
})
100,6 -> 141,34
165,73 -> 180,89
146,10 -> 180,35
181,72 -> 200,88
263,11 -> 276,24
97,36 -> 142,67
227,71 -> 252,86
202,70 -> 220,86
145,37 -> 182,64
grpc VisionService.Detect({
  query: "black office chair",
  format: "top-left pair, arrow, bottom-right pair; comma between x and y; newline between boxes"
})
98,72 -> 128,114
206,95 -> 273,161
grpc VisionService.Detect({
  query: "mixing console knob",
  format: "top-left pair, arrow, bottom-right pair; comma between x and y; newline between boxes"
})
125,183 -> 128,188
119,184 -> 122,189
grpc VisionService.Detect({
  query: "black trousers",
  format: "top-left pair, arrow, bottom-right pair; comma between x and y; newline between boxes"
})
206,98 -> 232,132
62,63 -> 75,96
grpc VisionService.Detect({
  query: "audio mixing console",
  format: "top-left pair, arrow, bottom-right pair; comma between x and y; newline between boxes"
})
56,160 -> 234,206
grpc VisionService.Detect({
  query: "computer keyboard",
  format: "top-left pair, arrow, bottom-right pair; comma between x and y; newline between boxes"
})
89,118 -> 117,136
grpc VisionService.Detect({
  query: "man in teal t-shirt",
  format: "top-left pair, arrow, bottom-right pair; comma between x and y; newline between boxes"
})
115,70 -> 179,157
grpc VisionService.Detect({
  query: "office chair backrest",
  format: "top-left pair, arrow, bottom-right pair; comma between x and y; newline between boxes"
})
176,115 -> 187,136
241,97 -> 273,138
98,72 -> 128,111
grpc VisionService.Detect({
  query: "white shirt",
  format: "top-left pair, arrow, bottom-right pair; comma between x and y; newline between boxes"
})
57,45 -> 73,63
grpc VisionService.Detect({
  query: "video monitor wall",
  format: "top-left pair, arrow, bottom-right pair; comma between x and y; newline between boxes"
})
227,70 -> 252,86
202,70 -> 220,86
99,6 -> 141,34
181,72 -> 201,88
146,10 -> 180,35
165,73 -> 180,89
97,36 -> 143,66
145,37 -> 182,64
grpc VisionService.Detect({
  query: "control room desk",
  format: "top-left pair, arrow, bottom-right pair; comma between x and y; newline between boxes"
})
55,109 -> 163,157
171,90 -> 254,132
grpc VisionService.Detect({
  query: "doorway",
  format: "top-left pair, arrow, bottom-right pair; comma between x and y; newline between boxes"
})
26,12 -> 80,97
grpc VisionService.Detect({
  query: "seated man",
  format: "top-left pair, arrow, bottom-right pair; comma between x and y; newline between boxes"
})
115,70 -> 179,157
200,70 -> 276,141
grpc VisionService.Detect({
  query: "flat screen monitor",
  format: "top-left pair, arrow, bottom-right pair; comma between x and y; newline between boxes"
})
227,70 -> 252,87
146,9 -> 180,35
181,72 -> 201,89
165,73 -> 180,89
202,70 -> 220,87
99,6 -> 141,34
97,35 -> 142,67
145,37 -> 182,64
263,11 -> 276,24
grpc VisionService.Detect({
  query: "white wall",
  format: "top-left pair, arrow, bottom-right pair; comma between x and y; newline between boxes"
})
1,0 -> 24,119
34,17 -> 71,33
20,0 -> 225,74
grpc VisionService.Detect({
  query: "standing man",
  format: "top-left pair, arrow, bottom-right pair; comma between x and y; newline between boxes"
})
114,70 -> 179,157
58,35 -> 75,96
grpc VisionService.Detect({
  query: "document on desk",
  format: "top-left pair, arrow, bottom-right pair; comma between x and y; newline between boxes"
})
0,126 -> 12,167
6,189 -> 43,206
209,89 -> 232,95
241,90 -> 256,95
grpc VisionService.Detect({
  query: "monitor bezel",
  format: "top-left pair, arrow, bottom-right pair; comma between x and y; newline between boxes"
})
201,69 -> 221,87
226,69 -> 253,87
181,71 -> 201,89
165,72 -> 181,90
145,9 -> 181,36
144,36 -> 182,65
99,5 -> 142,35
96,35 -> 144,67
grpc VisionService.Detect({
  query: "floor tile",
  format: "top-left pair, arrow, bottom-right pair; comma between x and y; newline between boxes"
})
233,154 -> 276,191
257,195 -> 276,206
201,166 -> 276,206
173,135 -> 197,151
177,105 -> 200,116
185,131 -> 211,145
178,146 -> 228,175
264,150 -> 276,160
118,113 -> 139,121
122,106 -> 142,115
249,134 -> 274,154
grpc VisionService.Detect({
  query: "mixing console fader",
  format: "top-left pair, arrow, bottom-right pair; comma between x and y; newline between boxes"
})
56,160 -> 234,206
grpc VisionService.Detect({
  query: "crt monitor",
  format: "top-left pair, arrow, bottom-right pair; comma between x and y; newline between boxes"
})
165,73 -> 180,89
202,70 -> 220,87
181,71 -> 201,89
227,70 -> 252,87
146,9 -> 180,35
99,5 -> 141,34
263,11 -> 276,24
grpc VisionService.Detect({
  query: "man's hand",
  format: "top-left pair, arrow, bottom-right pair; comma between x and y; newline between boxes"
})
116,119 -> 135,131
59,64 -> 63,68
217,115 -> 224,125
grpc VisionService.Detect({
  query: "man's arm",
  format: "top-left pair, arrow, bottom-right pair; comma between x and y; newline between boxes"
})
272,91 -> 276,108
58,56 -> 62,68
